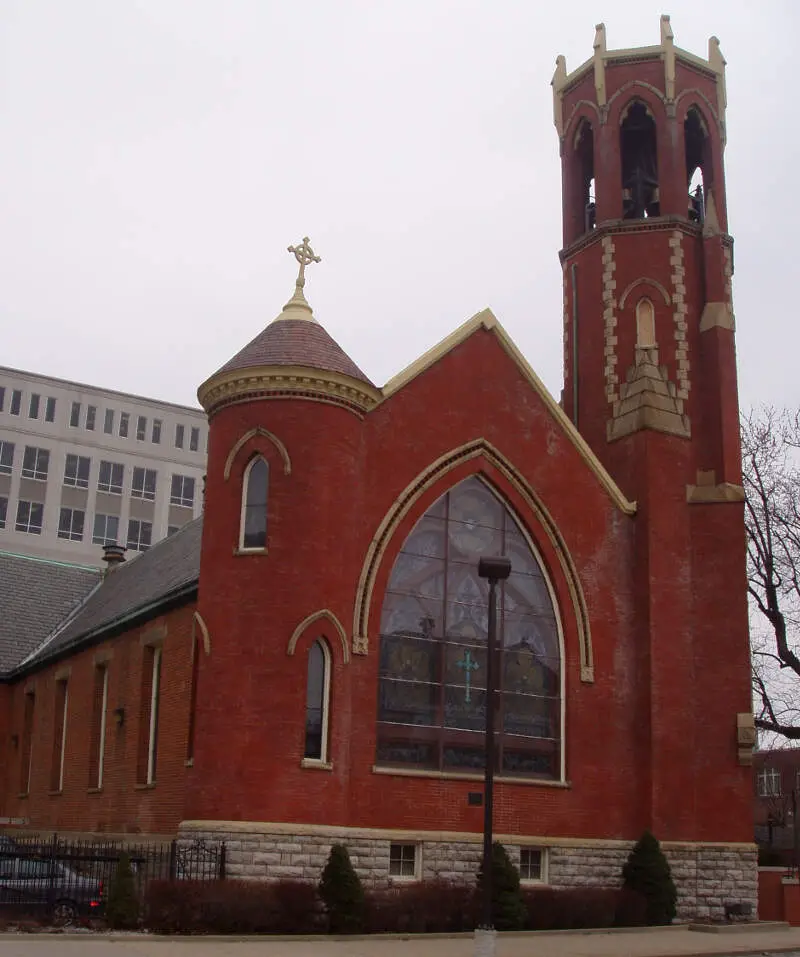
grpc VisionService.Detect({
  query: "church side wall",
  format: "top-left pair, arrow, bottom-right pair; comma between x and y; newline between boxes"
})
178,821 -> 757,921
0,601 -> 195,836
690,502 -> 753,844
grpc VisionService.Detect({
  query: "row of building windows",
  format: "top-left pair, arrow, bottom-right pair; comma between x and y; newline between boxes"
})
382,843 -> 542,881
0,495 -> 180,551
15,632 -> 545,884
0,385 -> 205,452
0,389 -> 58,423
19,647 -> 162,797
756,767 -> 800,798
0,442 -> 197,508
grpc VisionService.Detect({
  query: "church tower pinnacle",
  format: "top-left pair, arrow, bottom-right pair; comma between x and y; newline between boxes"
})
280,236 -> 321,319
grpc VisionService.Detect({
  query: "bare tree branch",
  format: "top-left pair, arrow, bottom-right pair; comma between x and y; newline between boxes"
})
744,406 -> 800,743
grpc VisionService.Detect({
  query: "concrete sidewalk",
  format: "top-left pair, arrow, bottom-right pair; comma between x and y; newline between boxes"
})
2,926 -> 800,957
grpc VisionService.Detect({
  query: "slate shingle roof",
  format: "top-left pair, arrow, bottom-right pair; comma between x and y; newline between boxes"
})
0,553 -> 100,675
214,319 -> 374,385
24,517 -> 203,670
0,518 -> 203,678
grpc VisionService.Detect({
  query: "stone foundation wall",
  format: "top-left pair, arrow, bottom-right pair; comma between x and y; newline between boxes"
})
668,845 -> 758,921
179,824 -> 757,921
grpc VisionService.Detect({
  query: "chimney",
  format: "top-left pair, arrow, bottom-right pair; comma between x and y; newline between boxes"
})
102,543 -> 127,574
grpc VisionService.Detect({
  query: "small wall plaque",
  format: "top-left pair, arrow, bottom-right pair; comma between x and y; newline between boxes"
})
468,791 -> 483,806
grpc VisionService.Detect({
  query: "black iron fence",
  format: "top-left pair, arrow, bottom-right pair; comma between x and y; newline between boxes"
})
0,833 -> 226,921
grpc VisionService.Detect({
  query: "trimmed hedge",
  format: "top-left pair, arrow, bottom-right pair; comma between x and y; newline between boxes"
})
144,879 -> 321,935
365,880 -> 480,933
522,886 -> 648,930
144,878 -> 646,935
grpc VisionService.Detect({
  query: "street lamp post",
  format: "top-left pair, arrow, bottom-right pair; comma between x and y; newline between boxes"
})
477,555 -> 512,943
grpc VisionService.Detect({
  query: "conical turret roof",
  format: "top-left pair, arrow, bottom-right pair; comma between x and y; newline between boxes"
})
198,237 -> 380,416
215,316 -> 373,384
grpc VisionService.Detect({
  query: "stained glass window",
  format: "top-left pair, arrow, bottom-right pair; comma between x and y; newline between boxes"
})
376,477 -> 561,779
240,457 -> 269,549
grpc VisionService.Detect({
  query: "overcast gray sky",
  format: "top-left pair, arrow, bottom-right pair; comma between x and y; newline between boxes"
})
0,1 -> 795,412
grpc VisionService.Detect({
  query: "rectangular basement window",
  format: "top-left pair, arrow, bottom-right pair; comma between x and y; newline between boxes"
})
389,843 -> 419,880
520,848 -> 544,882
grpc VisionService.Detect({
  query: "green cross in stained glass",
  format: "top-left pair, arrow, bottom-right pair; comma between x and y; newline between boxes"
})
456,649 -> 480,703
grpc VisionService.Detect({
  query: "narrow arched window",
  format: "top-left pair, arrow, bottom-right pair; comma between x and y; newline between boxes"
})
304,640 -> 331,762
376,476 -> 562,780
186,633 -> 201,764
240,457 -> 268,550
685,107 -> 710,223
636,297 -> 656,347
575,120 -> 595,233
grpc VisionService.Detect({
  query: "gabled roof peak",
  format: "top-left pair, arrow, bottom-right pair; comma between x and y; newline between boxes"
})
380,308 -> 637,516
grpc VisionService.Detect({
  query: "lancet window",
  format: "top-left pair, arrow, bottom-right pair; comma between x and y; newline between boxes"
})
685,107 -> 710,223
376,477 -> 562,780
636,298 -> 656,348
240,457 -> 269,550
575,120 -> 596,233
305,640 -> 331,762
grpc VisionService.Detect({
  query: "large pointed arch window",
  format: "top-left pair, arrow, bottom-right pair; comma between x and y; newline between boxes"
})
376,477 -> 562,780
240,457 -> 268,550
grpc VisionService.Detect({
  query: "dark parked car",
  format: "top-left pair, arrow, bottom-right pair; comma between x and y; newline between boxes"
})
0,854 -> 104,922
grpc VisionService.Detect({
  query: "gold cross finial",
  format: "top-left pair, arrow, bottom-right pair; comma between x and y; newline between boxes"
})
287,236 -> 321,294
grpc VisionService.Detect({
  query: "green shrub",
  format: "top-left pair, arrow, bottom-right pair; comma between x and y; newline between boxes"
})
318,844 -> 365,934
476,842 -> 526,931
622,831 -> 677,926
105,851 -> 139,930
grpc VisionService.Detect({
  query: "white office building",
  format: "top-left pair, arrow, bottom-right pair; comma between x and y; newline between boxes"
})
0,366 -> 207,567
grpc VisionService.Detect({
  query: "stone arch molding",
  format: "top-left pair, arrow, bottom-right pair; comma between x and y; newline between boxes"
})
563,100 -> 601,141
192,611 -> 211,657
352,438 -> 594,682
287,609 -> 350,664
676,89 -> 720,130
608,81 -> 665,116
619,277 -> 671,309
223,427 -> 292,480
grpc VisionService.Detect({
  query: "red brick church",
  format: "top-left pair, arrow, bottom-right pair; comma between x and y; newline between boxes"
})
0,17 -> 756,918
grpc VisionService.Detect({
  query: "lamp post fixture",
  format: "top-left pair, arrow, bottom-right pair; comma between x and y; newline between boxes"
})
477,555 -> 512,941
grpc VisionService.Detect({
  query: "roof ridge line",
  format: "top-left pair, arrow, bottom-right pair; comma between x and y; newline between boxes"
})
0,549 -> 101,573
14,576 -> 106,672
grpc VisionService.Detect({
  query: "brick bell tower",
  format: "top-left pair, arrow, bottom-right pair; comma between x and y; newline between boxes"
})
554,17 -> 755,845
553,14 -> 739,498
